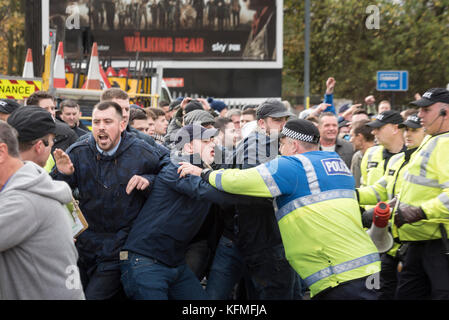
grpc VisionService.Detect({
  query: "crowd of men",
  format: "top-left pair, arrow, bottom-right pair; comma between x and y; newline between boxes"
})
91,0 -> 243,31
0,77 -> 448,300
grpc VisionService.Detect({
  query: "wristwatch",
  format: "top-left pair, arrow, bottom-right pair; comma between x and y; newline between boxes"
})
201,168 -> 213,181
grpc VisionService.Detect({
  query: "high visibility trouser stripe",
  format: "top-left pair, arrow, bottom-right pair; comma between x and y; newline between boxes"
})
303,252 -> 380,288
256,165 -> 282,197
294,154 -> 321,194
275,189 -> 357,222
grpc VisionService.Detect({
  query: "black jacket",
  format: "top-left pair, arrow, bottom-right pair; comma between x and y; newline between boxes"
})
53,119 -> 78,152
123,153 -> 255,267
227,131 -> 283,256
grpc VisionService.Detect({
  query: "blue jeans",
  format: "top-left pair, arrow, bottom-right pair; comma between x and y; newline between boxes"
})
78,259 -> 126,300
206,236 -> 298,300
206,236 -> 246,299
185,239 -> 211,280
120,252 -> 209,300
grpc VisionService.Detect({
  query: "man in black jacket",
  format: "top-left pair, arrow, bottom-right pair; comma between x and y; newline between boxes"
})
120,124 -> 256,300
205,100 -> 298,300
59,99 -> 89,137
52,101 -> 165,300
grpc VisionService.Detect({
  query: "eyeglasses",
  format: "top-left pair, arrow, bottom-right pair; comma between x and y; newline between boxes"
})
40,139 -> 49,147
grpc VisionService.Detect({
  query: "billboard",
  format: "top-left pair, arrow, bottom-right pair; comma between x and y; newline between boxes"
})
49,0 -> 282,68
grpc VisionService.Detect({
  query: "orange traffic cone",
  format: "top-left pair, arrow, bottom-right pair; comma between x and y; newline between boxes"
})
53,42 -> 66,88
22,48 -> 34,78
83,42 -> 102,90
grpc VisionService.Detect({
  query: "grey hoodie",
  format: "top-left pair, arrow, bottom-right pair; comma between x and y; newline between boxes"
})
0,161 -> 85,300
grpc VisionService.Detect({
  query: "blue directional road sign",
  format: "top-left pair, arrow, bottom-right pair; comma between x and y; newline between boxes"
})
376,70 -> 408,91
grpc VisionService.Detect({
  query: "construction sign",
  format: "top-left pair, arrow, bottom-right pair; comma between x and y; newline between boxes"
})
107,77 -> 148,94
0,79 -> 42,99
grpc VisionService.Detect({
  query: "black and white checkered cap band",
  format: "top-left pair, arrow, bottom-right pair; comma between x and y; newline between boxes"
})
281,127 -> 318,143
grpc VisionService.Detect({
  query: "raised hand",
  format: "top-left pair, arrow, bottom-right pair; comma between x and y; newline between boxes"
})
54,148 -> 75,175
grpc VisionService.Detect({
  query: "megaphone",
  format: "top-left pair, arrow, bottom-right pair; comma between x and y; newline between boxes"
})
367,201 -> 394,253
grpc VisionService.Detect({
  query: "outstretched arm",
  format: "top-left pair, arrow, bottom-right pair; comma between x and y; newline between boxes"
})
178,161 -> 282,198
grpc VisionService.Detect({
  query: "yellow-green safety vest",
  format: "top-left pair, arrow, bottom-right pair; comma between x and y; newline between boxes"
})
360,145 -> 385,187
396,133 -> 449,241
358,150 -> 415,256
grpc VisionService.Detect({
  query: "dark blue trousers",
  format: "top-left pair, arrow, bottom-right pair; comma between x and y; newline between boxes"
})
396,240 -> 449,300
313,276 -> 379,300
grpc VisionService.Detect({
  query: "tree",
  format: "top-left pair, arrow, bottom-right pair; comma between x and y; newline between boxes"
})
0,0 -> 25,75
283,0 -> 449,108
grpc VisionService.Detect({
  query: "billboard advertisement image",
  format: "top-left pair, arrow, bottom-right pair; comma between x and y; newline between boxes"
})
50,0 -> 281,67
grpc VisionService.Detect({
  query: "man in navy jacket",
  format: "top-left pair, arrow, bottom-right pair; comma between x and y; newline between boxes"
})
52,101 -> 166,300
121,124 -> 257,300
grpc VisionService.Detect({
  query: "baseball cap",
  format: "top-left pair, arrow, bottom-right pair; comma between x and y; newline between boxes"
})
256,99 -> 293,120
399,114 -> 422,129
338,103 -> 350,114
366,110 -> 403,128
0,99 -> 21,114
184,110 -> 216,127
7,105 -> 56,142
411,88 -> 449,107
175,124 -> 218,147
280,119 -> 320,144
338,119 -> 350,128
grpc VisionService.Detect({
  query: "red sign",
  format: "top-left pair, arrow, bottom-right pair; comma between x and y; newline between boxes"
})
163,78 -> 185,88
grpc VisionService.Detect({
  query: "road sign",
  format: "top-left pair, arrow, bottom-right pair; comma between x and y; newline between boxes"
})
0,78 -> 42,99
376,70 -> 408,91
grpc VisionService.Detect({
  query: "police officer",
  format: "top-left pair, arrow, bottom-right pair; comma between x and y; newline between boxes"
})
179,119 -> 381,299
357,113 -> 426,299
361,110 -> 407,189
393,88 -> 449,299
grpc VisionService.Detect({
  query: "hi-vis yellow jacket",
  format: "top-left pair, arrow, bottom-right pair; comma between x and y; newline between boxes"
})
207,151 -> 380,297
357,148 -> 417,256
44,154 -> 55,173
360,145 -> 386,212
360,145 -> 385,188
396,133 -> 449,241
